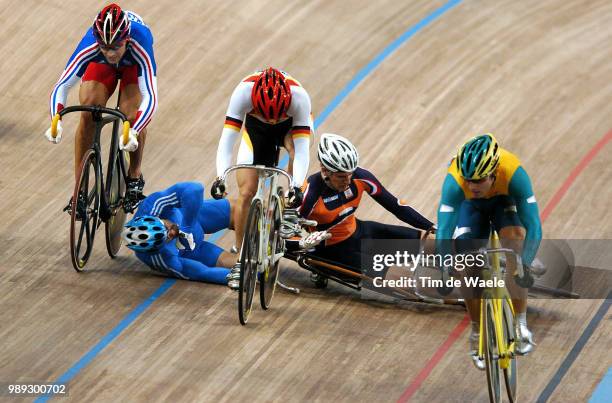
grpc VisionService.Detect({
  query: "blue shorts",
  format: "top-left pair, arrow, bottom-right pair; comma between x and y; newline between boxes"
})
454,195 -> 523,252
199,199 -> 231,234
180,240 -> 224,268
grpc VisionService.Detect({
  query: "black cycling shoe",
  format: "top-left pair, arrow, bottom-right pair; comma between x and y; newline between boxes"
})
123,176 -> 146,213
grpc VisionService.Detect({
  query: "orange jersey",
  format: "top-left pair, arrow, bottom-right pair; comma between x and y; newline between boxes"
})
299,168 -> 433,245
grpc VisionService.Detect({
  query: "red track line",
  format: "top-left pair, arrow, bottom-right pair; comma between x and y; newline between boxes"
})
397,129 -> 612,402
397,315 -> 470,403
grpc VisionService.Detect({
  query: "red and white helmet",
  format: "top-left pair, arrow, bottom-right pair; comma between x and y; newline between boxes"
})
93,3 -> 131,46
251,67 -> 292,121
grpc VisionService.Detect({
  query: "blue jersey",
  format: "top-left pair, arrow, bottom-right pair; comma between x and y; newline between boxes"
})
49,11 -> 158,133
133,182 -> 231,284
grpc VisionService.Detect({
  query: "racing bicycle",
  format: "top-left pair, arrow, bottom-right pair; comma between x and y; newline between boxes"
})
218,164 -> 306,325
51,103 -> 131,272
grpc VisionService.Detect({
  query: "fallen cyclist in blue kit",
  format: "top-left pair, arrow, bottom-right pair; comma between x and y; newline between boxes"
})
121,181 -> 238,284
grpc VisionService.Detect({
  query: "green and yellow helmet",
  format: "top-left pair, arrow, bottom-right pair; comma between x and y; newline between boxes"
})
456,133 -> 500,180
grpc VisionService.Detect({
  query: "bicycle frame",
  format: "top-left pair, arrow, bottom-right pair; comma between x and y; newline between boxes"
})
54,105 -> 130,216
53,105 -> 131,271
477,232 -> 523,368
221,164 -> 291,276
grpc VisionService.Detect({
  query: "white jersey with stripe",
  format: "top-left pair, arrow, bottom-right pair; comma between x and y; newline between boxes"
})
215,71 -> 313,186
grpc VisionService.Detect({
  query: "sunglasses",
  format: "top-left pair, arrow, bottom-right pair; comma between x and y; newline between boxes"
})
98,40 -> 127,51
465,176 -> 492,184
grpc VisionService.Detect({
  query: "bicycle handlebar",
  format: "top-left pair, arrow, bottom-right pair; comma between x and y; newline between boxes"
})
51,105 -> 131,147
221,164 -> 293,186
468,246 -> 526,279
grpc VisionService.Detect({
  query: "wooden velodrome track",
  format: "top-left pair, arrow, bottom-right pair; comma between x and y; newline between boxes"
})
1,0 -> 611,401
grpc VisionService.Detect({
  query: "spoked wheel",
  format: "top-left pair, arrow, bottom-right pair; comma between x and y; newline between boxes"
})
260,195 -> 283,310
238,199 -> 262,325
70,149 -> 101,272
105,150 -> 127,257
484,299 -> 502,403
502,298 -> 518,402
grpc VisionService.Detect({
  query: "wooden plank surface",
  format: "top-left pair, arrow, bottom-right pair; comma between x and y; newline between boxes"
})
0,0 -> 610,402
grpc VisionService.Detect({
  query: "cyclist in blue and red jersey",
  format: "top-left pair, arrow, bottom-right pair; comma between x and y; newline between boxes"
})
44,3 -> 158,212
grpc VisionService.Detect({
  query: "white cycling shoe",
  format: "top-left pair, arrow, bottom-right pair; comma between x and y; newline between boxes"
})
515,323 -> 536,355
469,331 -> 485,371
226,263 -> 240,291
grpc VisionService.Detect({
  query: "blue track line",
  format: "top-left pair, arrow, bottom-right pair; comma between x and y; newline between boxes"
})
537,292 -> 612,403
35,278 -> 176,403
315,0 -> 461,128
40,1 -> 462,400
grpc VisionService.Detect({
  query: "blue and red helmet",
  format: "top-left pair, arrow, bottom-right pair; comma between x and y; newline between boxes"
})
93,3 -> 131,46
122,216 -> 167,252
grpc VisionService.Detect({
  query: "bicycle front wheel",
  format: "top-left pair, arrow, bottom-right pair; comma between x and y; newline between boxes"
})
70,149 -> 101,272
104,149 -> 127,257
502,298 -> 518,402
238,199 -> 262,325
260,195 -> 282,310
484,298 -> 502,403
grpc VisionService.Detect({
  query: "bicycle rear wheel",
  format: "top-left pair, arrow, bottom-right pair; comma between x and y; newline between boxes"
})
484,299 -> 502,403
260,195 -> 282,310
70,149 -> 101,272
238,199 -> 262,325
105,149 -> 127,257
502,298 -> 518,402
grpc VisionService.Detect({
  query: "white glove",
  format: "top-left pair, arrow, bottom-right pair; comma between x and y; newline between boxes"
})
176,230 -> 196,251
299,231 -> 332,250
119,128 -> 139,152
44,120 -> 63,144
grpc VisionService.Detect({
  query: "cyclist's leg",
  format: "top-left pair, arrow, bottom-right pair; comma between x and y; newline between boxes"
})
180,240 -> 233,283
234,120 -> 259,250
493,195 -> 527,309
454,199 -> 491,322
76,63 -> 115,179
312,236 -> 363,273
354,220 -> 420,279
493,196 -> 534,352
454,199 -> 492,368
234,116 -> 287,250
198,198 -> 232,234
118,66 -> 145,180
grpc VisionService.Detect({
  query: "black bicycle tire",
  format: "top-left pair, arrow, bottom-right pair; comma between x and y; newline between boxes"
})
104,148 -> 127,258
70,149 -> 100,272
502,298 -> 518,402
484,298 -> 502,403
260,195 -> 282,310
238,199 -> 262,325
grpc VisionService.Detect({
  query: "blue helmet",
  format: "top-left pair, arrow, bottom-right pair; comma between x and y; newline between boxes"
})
122,216 -> 167,252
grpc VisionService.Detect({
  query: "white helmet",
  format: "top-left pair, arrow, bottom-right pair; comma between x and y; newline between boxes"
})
317,133 -> 359,173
